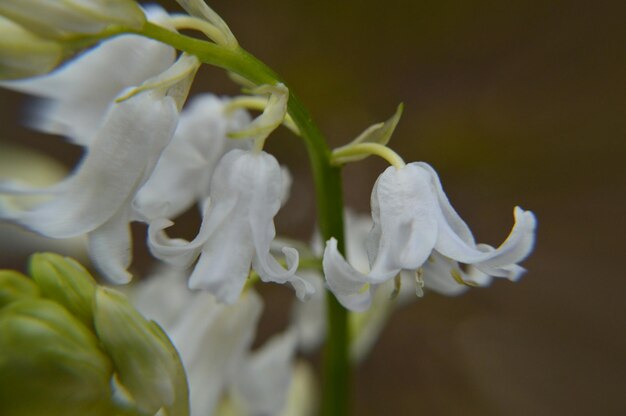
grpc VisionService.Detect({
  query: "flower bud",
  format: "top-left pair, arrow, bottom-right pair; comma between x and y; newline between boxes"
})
0,299 -> 114,416
0,270 -> 40,308
0,0 -> 146,41
94,287 -> 190,416
0,16 -> 63,80
29,252 -> 96,327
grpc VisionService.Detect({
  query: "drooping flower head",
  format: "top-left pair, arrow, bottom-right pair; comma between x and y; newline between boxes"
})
149,149 -> 314,304
324,162 -> 537,311
0,89 -> 179,283
0,5 -> 209,284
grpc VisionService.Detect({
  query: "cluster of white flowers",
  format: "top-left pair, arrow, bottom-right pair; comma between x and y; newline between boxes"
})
0,1 -> 537,414
324,163 -> 536,311
0,3 -> 536,310
1,6 -> 314,305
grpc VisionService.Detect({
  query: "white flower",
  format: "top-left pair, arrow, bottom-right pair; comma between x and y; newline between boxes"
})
290,211 -> 415,361
0,0 -> 146,40
134,94 -> 252,220
0,90 -> 179,283
323,162 -> 537,311
131,268 -> 309,416
149,149 -> 314,303
0,5 -> 206,283
2,11 -> 175,145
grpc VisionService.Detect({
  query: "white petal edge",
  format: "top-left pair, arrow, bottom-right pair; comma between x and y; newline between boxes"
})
323,238 -> 373,312
434,206 -> 536,267
231,330 -> 297,415
88,205 -> 133,284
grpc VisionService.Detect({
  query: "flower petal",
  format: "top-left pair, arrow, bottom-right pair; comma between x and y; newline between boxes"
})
434,205 -> 537,267
344,209 -> 375,273
135,94 -> 251,220
239,151 -> 310,299
129,267 -> 191,329
3,33 -> 175,145
1,91 -> 178,238
87,204 -> 133,284
290,271 -> 326,353
415,162 -> 476,245
231,330 -> 297,415
474,207 -> 537,270
323,238 -> 373,312
169,290 -> 262,416
188,217 -> 255,304
368,165 -> 438,280
420,253 -> 470,296
147,193 -> 238,270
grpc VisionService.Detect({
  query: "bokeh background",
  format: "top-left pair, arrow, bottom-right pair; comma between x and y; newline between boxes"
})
1,0 -> 624,414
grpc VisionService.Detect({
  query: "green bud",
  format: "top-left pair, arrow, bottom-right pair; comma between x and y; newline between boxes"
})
0,0 -> 146,41
0,16 -> 63,80
94,287 -> 190,416
29,253 -> 96,328
0,270 -> 40,308
0,299 -> 114,416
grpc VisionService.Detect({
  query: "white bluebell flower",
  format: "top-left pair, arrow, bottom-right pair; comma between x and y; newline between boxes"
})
149,149 -> 314,303
324,162 -> 537,311
0,90 -> 179,283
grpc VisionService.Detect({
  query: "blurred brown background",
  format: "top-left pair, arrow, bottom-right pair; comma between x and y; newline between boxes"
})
1,0 -> 624,414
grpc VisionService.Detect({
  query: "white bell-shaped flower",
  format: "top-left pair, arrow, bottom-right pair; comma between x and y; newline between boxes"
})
134,94 -> 252,220
0,90 -> 179,283
324,162 -> 537,311
149,149 -> 314,304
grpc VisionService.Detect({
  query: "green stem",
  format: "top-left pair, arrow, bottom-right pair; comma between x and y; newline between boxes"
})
133,23 -> 350,415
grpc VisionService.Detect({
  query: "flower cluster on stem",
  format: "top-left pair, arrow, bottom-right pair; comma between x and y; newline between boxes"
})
0,2 -> 537,415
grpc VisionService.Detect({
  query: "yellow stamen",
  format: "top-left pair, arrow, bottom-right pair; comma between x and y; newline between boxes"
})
414,268 -> 424,297
450,268 -> 479,287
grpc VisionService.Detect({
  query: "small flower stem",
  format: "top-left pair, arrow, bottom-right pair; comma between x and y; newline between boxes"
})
167,15 -> 227,45
332,142 -> 406,169
133,23 -> 351,416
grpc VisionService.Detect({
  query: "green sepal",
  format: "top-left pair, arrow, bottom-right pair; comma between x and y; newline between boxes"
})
94,287 -> 190,416
0,299 -> 114,416
0,16 -> 64,80
29,252 -> 97,328
0,270 -> 40,308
